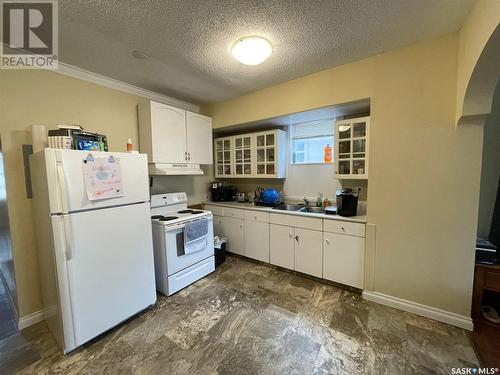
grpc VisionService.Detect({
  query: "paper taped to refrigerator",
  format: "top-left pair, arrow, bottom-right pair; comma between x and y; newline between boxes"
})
82,156 -> 124,200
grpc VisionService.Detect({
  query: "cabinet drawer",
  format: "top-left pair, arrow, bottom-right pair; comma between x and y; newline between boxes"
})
223,207 -> 245,219
204,204 -> 223,216
244,210 -> 269,223
485,270 -> 500,291
269,213 -> 322,231
323,220 -> 365,237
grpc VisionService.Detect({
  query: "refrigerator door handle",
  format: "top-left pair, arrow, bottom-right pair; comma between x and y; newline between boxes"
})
56,161 -> 69,214
62,216 -> 73,261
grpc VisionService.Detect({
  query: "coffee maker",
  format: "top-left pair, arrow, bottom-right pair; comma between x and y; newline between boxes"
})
336,188 -> 359,217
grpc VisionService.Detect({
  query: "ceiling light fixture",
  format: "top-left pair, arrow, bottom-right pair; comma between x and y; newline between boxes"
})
231,36 -> 272,65
131,50 -> 148,59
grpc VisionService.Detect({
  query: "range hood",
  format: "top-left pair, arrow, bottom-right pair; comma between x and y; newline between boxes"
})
148,163 -> 204,175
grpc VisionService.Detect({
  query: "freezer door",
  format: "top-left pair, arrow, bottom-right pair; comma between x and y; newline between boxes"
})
48,149 -> 150,213
64,202 -> 156,348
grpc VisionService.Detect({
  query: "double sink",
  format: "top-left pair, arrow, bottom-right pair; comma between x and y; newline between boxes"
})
273,204 -> 325,214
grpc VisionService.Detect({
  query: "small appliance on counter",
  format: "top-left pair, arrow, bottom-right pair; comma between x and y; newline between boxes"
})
211,184 -> 237,201
336,188 -> 359,217
236,192 -> 247,202
48,125 -> 108,151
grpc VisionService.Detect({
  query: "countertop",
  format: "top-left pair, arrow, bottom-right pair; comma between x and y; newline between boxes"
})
203,201 -> 367,224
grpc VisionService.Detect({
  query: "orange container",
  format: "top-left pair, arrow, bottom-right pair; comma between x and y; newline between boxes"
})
324,144 -> 332,163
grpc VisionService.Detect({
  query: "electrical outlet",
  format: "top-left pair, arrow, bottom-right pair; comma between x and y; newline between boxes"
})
354,186 -> 362,195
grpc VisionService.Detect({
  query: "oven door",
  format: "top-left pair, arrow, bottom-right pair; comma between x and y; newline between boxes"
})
164,216 -> 214,275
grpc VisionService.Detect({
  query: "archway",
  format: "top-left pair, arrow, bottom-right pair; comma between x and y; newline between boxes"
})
461,22 -> 500,368
457,24 -> 500,127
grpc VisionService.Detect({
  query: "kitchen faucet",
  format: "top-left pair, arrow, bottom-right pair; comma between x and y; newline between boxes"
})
303,197 -> 310,207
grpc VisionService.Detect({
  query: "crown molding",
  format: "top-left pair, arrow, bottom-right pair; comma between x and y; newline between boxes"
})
55,61 -> 200,112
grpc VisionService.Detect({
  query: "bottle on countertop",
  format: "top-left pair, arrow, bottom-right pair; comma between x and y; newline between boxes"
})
127,138 -> 133,152
324,144 -> 332,163
323,194 -> 330,208
316,193 -> 324,207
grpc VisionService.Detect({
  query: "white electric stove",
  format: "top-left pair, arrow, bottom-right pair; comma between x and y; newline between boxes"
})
150,192 -> 214,296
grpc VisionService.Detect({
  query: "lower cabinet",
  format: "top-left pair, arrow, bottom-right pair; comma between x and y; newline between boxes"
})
270,224 -> 295,269
294,228 -> 323,278
216,216 -> 245,256
270,224 -> 322,278
323,232 -> 364,288
207,204 -> 365,289
245,220 -> 270,263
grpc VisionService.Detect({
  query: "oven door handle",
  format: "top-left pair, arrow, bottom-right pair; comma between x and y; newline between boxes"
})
165,224 -> 186,232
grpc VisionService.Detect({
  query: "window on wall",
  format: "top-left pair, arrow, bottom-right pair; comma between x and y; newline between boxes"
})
291,119 -> 334,164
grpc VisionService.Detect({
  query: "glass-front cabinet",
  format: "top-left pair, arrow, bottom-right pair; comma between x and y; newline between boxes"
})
214,137 -> 233,177
334,116 -> 370,179
214,129 -> 286,178
255,131 -> 277,176
234,135 -> 253,176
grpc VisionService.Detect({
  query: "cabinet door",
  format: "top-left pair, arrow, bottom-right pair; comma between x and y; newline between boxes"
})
323,233 -> 364,288
270,224 -> 294,269
220,217 -> 244,256
186,111 -> 213,164
245,220 -> 269,263
213,215 -> 224,237
234,135 -> 253,176
294,228 -> 323,278
150,103 -> 186,163
214,138 -> 233,176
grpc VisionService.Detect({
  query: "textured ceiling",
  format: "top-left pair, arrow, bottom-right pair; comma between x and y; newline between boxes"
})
58,0 -> 474,104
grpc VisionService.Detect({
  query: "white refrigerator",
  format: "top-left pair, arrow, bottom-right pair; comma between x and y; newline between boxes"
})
30,148 -> 156,353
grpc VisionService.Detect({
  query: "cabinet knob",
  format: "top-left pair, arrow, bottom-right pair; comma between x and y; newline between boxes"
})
289,233 -> 293,238
295,235 -> 300,242
239,224 -> 243,229
341,227 -> 345,232
325,239 -> 330,245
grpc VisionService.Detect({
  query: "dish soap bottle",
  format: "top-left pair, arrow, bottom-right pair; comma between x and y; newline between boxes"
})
324,144 -> 332,163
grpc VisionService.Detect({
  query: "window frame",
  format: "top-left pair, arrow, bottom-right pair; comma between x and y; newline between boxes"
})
290,122 -> 334,165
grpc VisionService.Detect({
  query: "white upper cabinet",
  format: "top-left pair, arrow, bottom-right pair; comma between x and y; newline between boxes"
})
138,100 -> 213,167
214,137 -> 233,177
214,129 -> 286,178
334,116 -> 370,179
186,111 -> 213,164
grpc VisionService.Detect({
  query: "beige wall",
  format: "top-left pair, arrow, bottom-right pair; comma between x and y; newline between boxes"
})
203,34 -> 483,317
0,70 -> 203,317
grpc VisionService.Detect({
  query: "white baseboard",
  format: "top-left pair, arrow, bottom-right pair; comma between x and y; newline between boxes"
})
18,309 -> 45,330
362,290 -> 474,331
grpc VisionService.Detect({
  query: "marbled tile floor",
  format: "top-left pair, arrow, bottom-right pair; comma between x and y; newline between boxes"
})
0,279 -> 17,340
0,255 -> 479,374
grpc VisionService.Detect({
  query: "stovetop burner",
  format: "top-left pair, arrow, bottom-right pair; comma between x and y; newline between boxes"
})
178,209 -> 194,214
159,216 -> 179,221
151,215 -> 164,219
191,211 -> 203,214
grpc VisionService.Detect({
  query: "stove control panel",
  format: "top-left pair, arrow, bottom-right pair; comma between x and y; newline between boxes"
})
151,192 -> 187,207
